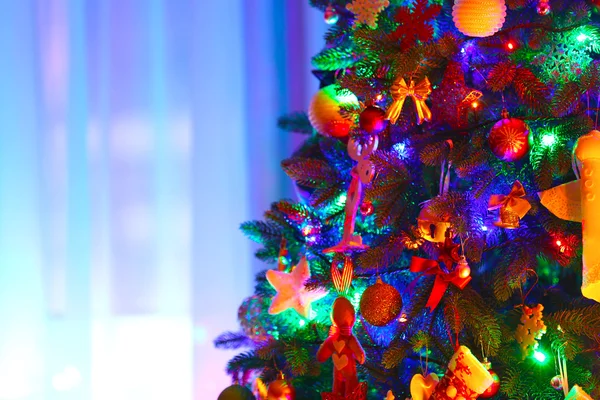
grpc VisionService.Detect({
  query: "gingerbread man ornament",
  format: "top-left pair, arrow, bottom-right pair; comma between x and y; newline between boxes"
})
317,297 -> 366,398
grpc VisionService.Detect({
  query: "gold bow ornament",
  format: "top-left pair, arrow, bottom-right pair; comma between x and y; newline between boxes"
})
385,77 -> 432,125
488,181 -> 531,229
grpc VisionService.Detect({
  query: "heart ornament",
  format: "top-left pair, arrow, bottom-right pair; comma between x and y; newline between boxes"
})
333,339 -> 346,353
410,373 -> 440,400
332,353 -> 349,370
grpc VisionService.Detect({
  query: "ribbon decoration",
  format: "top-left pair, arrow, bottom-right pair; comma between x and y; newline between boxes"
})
409,256 -> 472,311
386,77 -> 432,125
488,181 -> 531,228
331,256 -> 354,294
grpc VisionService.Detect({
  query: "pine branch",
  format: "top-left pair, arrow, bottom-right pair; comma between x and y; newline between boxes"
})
512,67 -> 550,113
487,60 -> 517,92
227,350 -> 266,374
312,47 -> 358,71
214,331 -> 254,350
356,235 -> 405,272
282,157 -> 341,188
381,340 -> 411,369
284,343 -> 312,376
241,221 -> 284,245
546,304 -> 600,339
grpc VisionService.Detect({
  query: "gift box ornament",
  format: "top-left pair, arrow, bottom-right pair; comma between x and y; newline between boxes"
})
564,385 -> 594,400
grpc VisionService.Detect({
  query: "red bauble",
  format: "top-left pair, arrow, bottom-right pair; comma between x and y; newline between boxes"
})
551,375 -> 563,391
359,201 -> 374,216
536,0 -> 551,15
480,369 -> 500,398
324,5 -> 339,25
488,117 -> 531,162
359,106 -> 387,134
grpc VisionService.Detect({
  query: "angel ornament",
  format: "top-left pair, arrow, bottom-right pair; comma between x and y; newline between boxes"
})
324,135 -> 378,254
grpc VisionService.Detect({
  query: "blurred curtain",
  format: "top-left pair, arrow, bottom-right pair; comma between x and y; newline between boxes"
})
0,1 -> 323,399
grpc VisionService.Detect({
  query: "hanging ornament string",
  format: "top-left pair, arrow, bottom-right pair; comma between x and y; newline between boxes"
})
556,342 -> 570,397
439,140 -> 453,196
520,268 -> 540,305
572,146 -> 582,180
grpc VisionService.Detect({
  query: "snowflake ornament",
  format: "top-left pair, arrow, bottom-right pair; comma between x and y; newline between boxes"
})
347,0 -> 390,29
532,32 -> 593,84
391,0 -> 442,50
515,304 -> 547,359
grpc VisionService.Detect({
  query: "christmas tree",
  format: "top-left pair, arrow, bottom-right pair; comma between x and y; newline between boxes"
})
216,1 -> 600,399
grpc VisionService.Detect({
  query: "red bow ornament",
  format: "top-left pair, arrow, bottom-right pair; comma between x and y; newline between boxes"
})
409,256 -> 472,311
488,181 -> 531,229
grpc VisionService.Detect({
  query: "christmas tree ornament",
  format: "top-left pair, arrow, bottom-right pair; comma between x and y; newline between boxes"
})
359,106 -> 387,134
488,110 -> 531,162
409,234 -> 472,312
309,84 -> 359,138
359,201 -> 374,216
346,0 -> 390,28
452,0 -> 507,38
410,373 -> 440,400
417,203 -> 453,243
515,304 -> 547,359
430,62 -> 482,129
430,346 -> 494,399
478,357 -> 500,398
324,136 -> 378,254
266,257 -> 328,318
574,130 -> 600,303
324,5 -> 339,25
238,295 -> 276,341
384,390 -> 395,400
455,256 -> 471,279
536,0 -> 551,15
218,384 -> 257,400
359,277 -> 402,326
479,370 -> 500,398
539,130 -> 600,303
317,297 -> 367,398
538,180 -> 581,222
488,181 -> 532,229
386,77 -> 432,125
551,375 -> 563,391
565,385 -> 594,400
391,0 -> 442,50
331,256 -> 354,294
266,372 -> 296,400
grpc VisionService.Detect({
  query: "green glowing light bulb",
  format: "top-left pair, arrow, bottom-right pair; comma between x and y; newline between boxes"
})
533,350 -> 547,363
577,33 -> 589,42
541,133 -> 557,148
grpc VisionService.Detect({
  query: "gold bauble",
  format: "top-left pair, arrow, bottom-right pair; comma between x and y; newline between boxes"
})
267,378 -> 296,400
452,0 -> 506,38
308,84 -> 358,138
218,384 -> 256,400
359,277 -> 402,326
